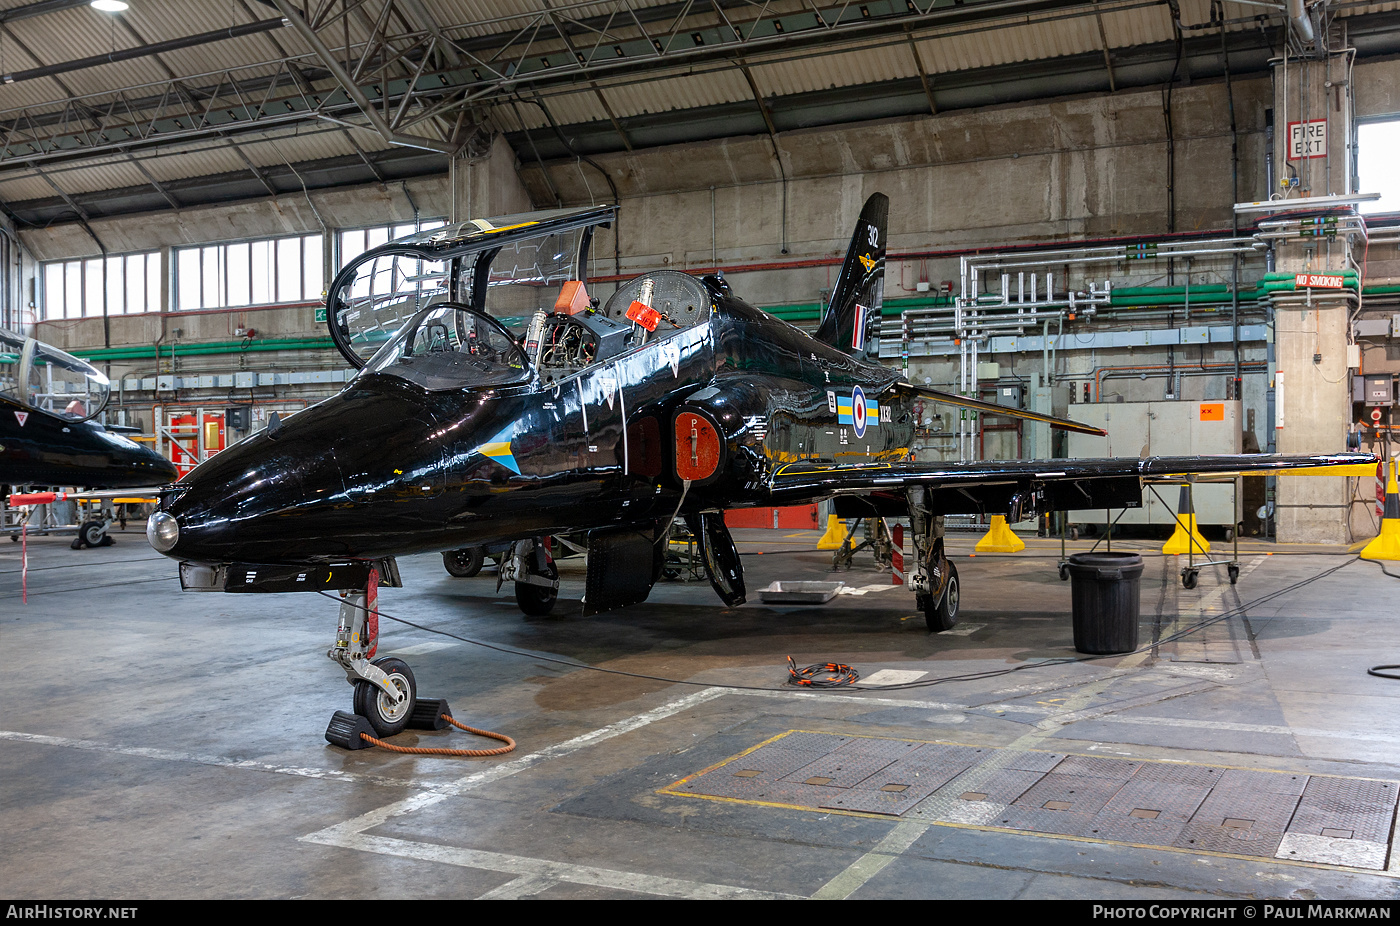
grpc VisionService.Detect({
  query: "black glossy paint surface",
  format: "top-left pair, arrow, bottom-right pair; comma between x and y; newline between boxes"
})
1,394 -> 178,488
160,279 -> 914,565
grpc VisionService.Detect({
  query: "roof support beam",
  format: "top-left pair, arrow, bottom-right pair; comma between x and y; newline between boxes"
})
1,18 -> 289,84
268,0 -> 458,153
0,0 -> 90,26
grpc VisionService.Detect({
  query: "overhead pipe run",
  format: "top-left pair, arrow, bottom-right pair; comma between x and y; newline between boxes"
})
1287,0 -> 1316,46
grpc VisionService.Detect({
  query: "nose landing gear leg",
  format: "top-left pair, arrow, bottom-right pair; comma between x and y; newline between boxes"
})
328,564 -> 417,737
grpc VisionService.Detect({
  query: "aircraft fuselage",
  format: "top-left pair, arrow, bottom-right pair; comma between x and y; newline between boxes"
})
158,285 -> 911,565
1,394 -> 177,489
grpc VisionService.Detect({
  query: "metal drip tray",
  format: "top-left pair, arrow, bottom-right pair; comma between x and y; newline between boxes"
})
759,581 -> 844,604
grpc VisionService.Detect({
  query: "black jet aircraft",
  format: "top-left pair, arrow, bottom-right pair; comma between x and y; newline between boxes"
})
3,328 -> 177,542
147,198 -> 1372,736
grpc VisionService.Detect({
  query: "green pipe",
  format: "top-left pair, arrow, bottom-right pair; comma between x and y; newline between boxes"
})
1261,270 -> 1360,282
73,337 -> 335,362
66,279 -> 1400,363
1111,285 -> 1232,297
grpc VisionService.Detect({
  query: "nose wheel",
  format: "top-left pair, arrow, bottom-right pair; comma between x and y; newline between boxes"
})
352,656 -> 417,737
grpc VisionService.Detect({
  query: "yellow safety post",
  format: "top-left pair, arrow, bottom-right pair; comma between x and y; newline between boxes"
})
1162,485 -> 1210,555
975,515 -> 1025,553
1361,464 -> 1400,561
817,515 -> 849,550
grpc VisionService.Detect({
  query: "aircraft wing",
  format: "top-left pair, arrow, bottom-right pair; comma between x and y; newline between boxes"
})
767,452 -> 1377,516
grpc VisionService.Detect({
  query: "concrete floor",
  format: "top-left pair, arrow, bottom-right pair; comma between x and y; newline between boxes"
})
3,523 -> 1400,900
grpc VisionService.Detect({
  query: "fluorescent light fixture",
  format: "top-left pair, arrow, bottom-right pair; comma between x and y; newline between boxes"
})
1234,192 -> 1381,214
90,1 -> 129,12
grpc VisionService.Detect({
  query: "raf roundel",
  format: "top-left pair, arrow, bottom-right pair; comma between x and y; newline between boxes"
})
852,385 -> 867,438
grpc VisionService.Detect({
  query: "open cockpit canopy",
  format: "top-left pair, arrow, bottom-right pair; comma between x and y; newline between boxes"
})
326,204 -> 615,368
0,328 -> 109,421
328,205 -> 716,392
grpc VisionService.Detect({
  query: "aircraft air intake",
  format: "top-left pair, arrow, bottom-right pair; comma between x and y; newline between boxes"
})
674,409 -> 723,483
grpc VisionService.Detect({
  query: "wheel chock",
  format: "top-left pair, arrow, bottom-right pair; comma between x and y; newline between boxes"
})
975,515 -> 1025,553
325,710 -> 379,750
816,515 -> 848,550
410,698 -> 453,731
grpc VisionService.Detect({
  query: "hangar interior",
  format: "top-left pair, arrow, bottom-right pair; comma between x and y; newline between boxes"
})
5,0 -> 1400,902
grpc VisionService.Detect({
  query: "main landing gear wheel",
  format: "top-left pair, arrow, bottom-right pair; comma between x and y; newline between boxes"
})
442,547 -> 484,577
352,656 -> 417,738
516,561 -> 559,616
918,562 -> 960,632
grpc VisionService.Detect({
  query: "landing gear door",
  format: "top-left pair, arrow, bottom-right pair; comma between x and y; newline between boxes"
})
687,511 -> 746,607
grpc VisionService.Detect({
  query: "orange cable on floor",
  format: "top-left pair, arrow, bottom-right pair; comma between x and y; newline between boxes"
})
360,714 -> 516,757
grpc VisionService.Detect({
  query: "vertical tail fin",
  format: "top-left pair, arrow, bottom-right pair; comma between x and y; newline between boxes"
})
815,193 -> 888,358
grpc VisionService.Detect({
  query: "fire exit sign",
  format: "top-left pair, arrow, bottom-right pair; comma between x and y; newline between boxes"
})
1288,119 -> 1327,159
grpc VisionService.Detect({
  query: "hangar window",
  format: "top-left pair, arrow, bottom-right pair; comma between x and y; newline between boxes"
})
41,252 -> 162,320
338,219 -> 446,268
176,234 -> 324,310
1358,118 -> 1400,215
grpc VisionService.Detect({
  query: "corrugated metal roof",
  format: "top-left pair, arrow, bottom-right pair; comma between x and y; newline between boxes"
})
0,0 -> 1393,212
0,173 -> 52,202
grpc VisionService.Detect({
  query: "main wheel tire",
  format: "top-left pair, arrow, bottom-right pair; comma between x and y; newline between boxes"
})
352,656 -> 417,738
516,561 -> 559,616
923,562 -> 960,632
442,547 -> 484,577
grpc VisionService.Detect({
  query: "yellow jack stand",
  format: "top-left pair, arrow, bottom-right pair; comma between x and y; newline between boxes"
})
817,514 -> 849,550
975,515 -> 1025,553
1361,466 -> 1400,561
1162,485 -> 1209,555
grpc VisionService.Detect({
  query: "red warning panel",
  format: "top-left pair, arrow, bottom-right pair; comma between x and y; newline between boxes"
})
1199,403 -> 1225,422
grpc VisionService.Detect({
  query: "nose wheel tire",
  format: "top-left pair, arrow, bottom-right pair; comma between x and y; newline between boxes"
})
352,656 -> 417,738
442,547 -> 484,577
72,519 -> 111,549
918,562 -> 960,632
516,561 -> 559,616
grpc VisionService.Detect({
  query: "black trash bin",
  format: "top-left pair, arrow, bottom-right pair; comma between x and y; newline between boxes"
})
1065,551 -> 1144,654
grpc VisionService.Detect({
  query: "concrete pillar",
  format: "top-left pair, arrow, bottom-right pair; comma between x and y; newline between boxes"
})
1268,43 -> 1357,543
452,133 -> 534,222
1273,303 -> 1351,541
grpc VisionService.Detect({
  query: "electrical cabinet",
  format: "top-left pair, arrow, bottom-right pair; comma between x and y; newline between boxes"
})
1064,400 -> 1242,528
